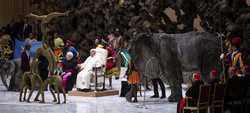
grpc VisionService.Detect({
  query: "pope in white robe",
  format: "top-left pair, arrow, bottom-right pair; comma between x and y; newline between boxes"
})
76,46 -> 108,90
76,49 -> 101,90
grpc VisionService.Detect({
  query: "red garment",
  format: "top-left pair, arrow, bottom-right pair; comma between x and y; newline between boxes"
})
128,71 -> 140,84
106,45 -> 116,70
193,72 -> 201,81
211,68 -> 218,77
177,97 -> 186,113
62,72 -> 72,89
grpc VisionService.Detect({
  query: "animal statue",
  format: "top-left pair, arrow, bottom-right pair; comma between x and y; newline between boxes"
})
19,53 -> 54,103
41,74 -> 66,104
35,44 -> 66,104
26,11 -> 69,41
19,45 -> 66,104
19,71 -> 44,102
113,32 -> 221,102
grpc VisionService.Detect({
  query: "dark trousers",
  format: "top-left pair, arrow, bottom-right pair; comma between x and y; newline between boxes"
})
66,74 -> 76,92
152,78 -> 166,97
120,81 -> 131,97
39,69 -> 48,82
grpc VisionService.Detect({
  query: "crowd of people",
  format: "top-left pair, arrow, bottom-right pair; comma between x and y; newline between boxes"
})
1,13 -> 250,110
0,16 -> 141,103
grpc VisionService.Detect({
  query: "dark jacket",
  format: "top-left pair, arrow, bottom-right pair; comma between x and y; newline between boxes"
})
21,51 -> 30,72
62,58 -> 78,74
208,78 -> 220,85
225,76 -> 245,101
185,80 -> 204,106
11,22 -> 23,39
22,24 -> 32,38
38,55 -> 49,81
186,80 -> 204,98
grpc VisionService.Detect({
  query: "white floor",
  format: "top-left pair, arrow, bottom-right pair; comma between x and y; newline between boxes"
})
0,78 -> 185,113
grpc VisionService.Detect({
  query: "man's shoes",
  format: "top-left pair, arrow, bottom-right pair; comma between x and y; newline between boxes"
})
168,96 -> 178,102
160,96 -> 166,99
133,99 -> 138,103
150,95 -> 159,98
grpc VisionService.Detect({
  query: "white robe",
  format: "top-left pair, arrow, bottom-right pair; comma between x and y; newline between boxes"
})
76,48 -> 108,89
94,48 -> 108,65
76,55 -> 102,89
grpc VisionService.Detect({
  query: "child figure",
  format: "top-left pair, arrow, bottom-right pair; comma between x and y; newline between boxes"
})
125,62 -> 140,103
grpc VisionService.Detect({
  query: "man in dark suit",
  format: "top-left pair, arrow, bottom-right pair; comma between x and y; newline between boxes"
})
21,44 -> 31,72
22,18 -> 32,39
208,68 -> 221,85
185,72 -> 204,105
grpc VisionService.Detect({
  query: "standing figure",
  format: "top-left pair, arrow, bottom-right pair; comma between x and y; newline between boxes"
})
151,78 -> 166,99
36,48 -> 49,82
42,43 -> 57,75
116,37 -> 131,97
105,44 -> 118,87
230,37 -> 244,75
53,33 -> 64,58
22,18 -> 32,39
21,44 -> 31,73
125,62 -> 140,102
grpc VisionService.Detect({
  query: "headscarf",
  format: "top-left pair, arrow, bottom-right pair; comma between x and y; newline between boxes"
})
211,68 -> 218,77
193,72 -> 201,81
231,37 -> 241,46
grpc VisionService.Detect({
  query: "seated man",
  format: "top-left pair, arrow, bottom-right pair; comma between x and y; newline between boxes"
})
185,72 -> 204,105
177,72 -> 204,113
208,68 -> 220,85
207,68 -> 221,105
76,49 -> 102,91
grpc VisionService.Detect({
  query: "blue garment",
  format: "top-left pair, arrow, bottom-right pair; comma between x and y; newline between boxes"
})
14,39 -> 42,59
68,46 -> 77,58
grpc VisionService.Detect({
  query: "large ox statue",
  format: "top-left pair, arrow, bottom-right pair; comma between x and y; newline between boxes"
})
115,31 -> 221,102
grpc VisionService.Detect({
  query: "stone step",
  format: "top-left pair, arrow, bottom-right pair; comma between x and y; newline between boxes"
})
68,90 -> 119,97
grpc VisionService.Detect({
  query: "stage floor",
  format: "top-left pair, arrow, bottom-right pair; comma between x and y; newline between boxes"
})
0,79 -> 182,113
